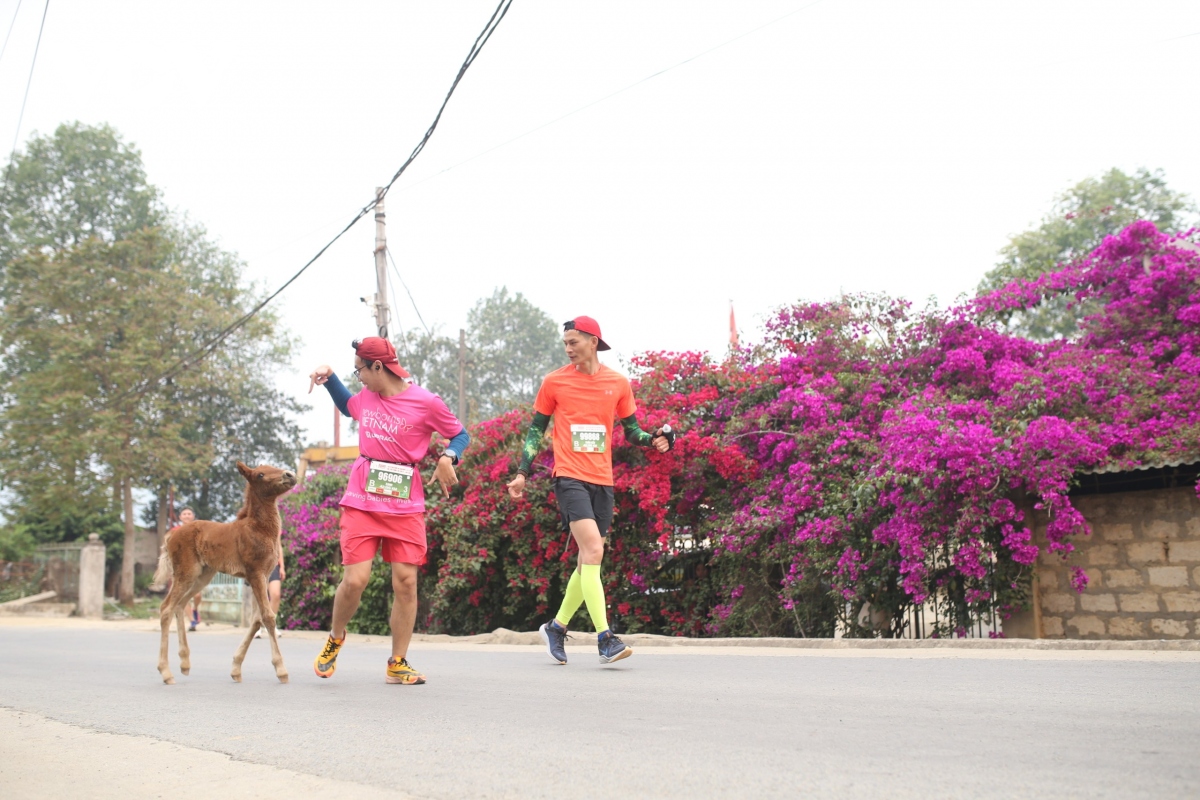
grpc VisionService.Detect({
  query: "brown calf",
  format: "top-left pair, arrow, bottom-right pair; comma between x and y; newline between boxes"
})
154,462 -> 297,684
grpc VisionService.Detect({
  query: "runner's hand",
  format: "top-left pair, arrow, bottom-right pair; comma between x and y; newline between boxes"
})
652,427 -> 671,453
431,456 -> 458,498
506,473 -> 526,499
308,365 -> 334,393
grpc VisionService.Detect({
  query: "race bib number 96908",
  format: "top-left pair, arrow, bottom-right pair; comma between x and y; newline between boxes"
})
571,424 -> 606,453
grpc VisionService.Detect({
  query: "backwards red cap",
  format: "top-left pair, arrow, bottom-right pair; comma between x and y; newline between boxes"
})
353,336 -> 411,379
565,316 -> 611,351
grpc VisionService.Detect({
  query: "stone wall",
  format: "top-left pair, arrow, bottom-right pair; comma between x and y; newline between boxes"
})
1033,485 -> 1200,639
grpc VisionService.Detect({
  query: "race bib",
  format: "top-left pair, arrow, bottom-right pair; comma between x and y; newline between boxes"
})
571,424 -> 607,453
365,461 -> 414,499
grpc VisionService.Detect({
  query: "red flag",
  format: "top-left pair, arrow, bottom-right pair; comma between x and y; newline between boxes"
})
729,301 -> 739,348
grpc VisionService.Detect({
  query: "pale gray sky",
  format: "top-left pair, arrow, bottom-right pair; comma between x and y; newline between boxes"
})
3,0 -> 1199,447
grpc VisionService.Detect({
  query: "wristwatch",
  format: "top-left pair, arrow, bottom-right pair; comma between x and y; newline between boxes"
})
441,449 -> 459,465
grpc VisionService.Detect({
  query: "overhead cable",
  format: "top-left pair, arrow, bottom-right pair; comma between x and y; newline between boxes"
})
399,0 -> 823,192
386,245 -> 431,336
107,0 -> 514,407
0,0 -> 24,67
1,0 -> 47,192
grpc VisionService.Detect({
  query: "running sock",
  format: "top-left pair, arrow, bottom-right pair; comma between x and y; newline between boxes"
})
554,568 -> 584,627
580,564 -> 609,633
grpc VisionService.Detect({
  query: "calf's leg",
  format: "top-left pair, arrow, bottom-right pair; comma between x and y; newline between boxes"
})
158,581 -> 190,684
230,618 -> 262,683
249,571 -> 288,683
178,569 -> 216,675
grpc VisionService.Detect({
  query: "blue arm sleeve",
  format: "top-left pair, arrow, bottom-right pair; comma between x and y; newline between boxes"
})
444,427 -> 470,464
324,373 -> 352,417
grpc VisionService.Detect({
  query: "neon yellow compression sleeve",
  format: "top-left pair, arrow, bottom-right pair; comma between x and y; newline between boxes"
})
555,568 -> 584,627
581,564 -> 609,633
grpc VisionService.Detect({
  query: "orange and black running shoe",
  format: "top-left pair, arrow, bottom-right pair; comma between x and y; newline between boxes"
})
313,633 -> 344,679
386,656 -> 426,685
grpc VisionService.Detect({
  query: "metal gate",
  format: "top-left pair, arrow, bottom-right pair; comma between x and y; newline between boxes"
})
33,543 -> 84,602
200,573 -> 246,625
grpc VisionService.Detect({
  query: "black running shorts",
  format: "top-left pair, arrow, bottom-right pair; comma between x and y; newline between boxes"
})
268,564 -> 281,583
554,476 -> 615,537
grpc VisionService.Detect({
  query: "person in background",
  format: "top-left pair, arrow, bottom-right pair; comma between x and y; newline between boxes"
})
172,507 -> 203,631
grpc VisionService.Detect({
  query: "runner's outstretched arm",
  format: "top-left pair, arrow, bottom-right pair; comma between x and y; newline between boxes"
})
322,373 -> 353,417
515,412 -> 551,476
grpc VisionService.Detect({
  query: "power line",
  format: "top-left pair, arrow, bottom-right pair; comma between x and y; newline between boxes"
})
398,0 -> 824,192
387,266 -> 411,364
1,0 -> 46,192
0,0 -> 23,67
105,0 -> 514,408
386,245 -> 431,336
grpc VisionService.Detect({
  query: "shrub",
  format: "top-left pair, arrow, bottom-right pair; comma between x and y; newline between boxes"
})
282,223 -> 1200,638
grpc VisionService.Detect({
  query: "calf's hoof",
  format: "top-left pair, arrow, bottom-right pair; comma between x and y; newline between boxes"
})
162,676 -> 175,685
231,673 -> 242,683
277,673 -> 289,684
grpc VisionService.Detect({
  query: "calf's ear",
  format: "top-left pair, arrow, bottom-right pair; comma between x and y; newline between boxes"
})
236,461 -> 252,479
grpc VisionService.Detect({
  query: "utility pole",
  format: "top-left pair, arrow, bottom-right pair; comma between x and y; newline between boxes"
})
373,186 -> 390,340
458,328 -> 467,421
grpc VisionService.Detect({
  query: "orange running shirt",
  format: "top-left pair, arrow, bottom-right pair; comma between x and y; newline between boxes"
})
533,364 -> 637,487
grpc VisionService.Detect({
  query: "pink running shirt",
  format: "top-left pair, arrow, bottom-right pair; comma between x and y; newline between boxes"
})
339,385 -> 463,516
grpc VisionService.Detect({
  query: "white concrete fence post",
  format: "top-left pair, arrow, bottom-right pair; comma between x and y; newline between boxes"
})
78,533 -> 106,619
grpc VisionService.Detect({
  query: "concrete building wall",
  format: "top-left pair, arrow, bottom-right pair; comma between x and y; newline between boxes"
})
1033,485 -> 1200,639
132,526 -> 160,571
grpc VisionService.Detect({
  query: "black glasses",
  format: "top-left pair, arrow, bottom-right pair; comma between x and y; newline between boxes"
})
353,365 -> 369,378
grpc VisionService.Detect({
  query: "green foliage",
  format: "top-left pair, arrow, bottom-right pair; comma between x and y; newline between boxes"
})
345,560 -> 397,636
978,168 -> 1196,339
0,121 -> 162,268
0,121 -> 302,569
395,287 -> 562,424
465,287 -> 563,419
394,329 -> 458,413
0,525 -> 36,562
3,502 -> 125,575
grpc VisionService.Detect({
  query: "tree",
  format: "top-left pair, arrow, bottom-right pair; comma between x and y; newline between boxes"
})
977,168 -> 1196,339
0,123 -> 302,601
142,222 -> 304,523
395,287 -> 562,424
161,376 -> 304,523
2,231 -> 214,602
0,122 -> 161,270
466,287 -> 563,420
394,327 -> 459,409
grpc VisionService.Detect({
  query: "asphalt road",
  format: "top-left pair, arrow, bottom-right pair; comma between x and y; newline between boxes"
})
1,625 -> 1197,799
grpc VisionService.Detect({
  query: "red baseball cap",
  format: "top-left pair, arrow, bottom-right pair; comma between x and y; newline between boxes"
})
353,336 -> 411,378
564,316 -> 610,351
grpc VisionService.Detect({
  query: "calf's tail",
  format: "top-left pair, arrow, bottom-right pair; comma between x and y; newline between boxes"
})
152,533 -> 173,588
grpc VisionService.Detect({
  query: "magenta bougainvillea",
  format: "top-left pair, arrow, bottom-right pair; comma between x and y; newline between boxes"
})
280,222 -> 1200,638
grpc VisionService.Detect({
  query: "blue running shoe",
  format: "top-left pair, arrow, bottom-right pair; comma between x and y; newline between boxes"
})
597,629 -> 632,664
539,620 -> 569,664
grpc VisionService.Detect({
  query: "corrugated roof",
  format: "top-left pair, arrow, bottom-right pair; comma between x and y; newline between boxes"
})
1078,455 -> 1200,475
